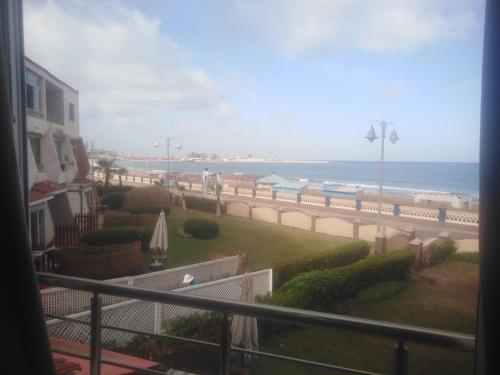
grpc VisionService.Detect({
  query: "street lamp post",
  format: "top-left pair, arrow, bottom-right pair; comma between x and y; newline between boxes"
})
365,121 -> 399,234
154,137 -> 182,196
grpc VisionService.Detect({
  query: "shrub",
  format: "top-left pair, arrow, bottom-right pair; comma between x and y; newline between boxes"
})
448,251 -> 479,264
126,206 -> 170,216
180,196 -> 218,213
164,312 -> 222,339
104,214 -> 159,228
58,241 -> 142,279
273,241 -> 370,289
265,251 -> 415,311
428,239 -> 457,266
96,184 -> 132,197
183,219 -> 220,239
81,226 -> 153,251
123,186 -> 171,209
101,192 -> 126,209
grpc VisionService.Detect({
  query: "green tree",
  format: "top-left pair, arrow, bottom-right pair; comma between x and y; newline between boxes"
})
97,159 -> 114,188
117,167 -> 128,186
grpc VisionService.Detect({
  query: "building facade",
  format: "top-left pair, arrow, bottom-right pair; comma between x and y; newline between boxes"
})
25,57 -> 95,251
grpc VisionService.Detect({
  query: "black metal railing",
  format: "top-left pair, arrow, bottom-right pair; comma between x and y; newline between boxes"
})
39,272 -> 475,375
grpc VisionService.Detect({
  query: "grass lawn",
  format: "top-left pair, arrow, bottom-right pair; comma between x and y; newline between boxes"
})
254,261 -> 478,375
140,206 -> 353,271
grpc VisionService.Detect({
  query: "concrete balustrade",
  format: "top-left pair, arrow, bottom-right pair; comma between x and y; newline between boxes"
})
90,171 -> 478,226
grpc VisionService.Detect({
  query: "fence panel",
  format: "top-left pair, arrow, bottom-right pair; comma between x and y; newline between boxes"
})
45,269 -> 272,344
55,225 -> 80,248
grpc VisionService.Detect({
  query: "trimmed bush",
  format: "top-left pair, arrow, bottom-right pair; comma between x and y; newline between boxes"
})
164,311 -> 222,338
96,184 -> 132,197
265,251 -> 415,311
58,241 -> 142,279
178,196 -> 218,213
81,226 -> 153,251
126,206 -> 170,216
123,186 -> 171,209
448,251 -> 479,264
183,219 -> 220,239
428,239 -> 457,266
104,214 -> 159,228
273,240 -> 370,289
101,192 -> 126,209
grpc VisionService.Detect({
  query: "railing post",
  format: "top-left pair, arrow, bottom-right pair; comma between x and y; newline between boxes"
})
90,292 -> 102,375
297,193 -> 301,204
154,303 -> 161,334
356,199 -> 362,211
272,190 -> 276,200
392,340 -> 408,375
325,196 -> 331,207
252,188 -> 256,198
234,187 -> 239,196
220,313 -> 232,375
438,208 -> 447,223
394,203 -> 400,216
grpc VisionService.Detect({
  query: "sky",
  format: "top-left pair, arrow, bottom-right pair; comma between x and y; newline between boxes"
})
23,0 -> 484,162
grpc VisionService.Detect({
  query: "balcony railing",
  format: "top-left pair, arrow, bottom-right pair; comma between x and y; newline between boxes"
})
47,111 -> 64,126
39,272 -> 475,375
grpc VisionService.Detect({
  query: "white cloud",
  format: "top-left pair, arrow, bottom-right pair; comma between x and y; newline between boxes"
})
214,101 -> 239,119
381,80 -> 406,99
23,0 -> 233,151
238,0 -> 481,55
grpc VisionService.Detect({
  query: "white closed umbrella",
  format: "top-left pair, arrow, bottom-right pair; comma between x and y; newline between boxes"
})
231,273 -> 258,365
149,210 -> 168,267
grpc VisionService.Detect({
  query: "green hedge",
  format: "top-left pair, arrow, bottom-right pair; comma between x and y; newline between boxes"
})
101,192 -> 126,209
265,251 -> 415,311
428,239 -> 457,266
126,206 -> 170,216
273,241 -> 370,289
448,251 -> 479,264
96,184 -> 132,197
164,311 -> 222,338
183,219 -> 220,239
81,226 -> 153,251
177,195 -> 218,213
58,242 -> 142,279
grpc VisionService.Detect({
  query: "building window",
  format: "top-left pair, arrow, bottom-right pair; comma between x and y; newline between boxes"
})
29,136 -> 42,169
25,69 -> 42,112
30,207 -> 45,250
69,102 -> 75,121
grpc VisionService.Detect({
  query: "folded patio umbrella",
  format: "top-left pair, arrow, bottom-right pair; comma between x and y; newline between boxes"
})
149,210 -> 168,266
231,273 -> 259,359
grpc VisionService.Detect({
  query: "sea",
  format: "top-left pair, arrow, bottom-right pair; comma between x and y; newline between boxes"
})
117,160 -> 479,199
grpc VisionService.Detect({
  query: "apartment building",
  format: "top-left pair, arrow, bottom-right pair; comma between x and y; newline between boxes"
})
25,57 -> 95,251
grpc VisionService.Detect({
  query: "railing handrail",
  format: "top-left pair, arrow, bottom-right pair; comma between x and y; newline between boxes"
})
38,272 -> 475,352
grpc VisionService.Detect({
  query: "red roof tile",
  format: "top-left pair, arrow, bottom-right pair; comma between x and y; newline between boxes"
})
32,181 -> 67,194
50,337 -> 161,375
29,190 -> 53,203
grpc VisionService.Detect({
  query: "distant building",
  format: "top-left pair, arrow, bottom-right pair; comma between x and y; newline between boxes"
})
323,184 -> 364,200
414,192 -> 473,209
25,57 -> 95,251
256,174 -> 288,189
272,181 -> 307,195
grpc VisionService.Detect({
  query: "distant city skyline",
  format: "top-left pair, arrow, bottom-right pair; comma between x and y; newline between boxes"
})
24,0 -> 484,162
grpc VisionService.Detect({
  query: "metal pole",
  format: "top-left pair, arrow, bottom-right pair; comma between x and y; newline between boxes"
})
166,137 -> 170,192
90,292 -> 102,375
220,313 -> 232,375
377,122 -> 387,234
392,340 -> 408,375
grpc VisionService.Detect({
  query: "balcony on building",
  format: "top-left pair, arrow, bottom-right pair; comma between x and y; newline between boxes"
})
46,80 -> 65,126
